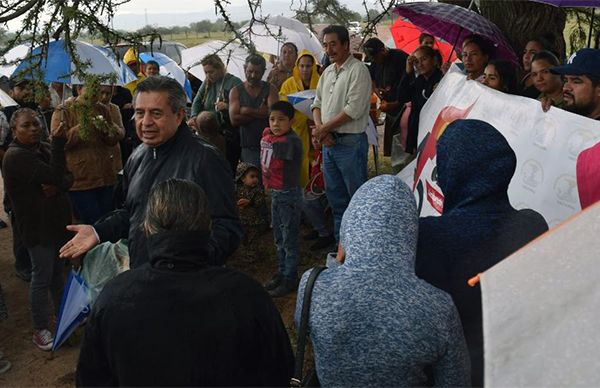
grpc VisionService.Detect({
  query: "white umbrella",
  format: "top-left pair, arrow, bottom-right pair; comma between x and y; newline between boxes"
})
0,89 -> 17,108
238,16 -> 323,57
287,89 -> 315,117
0,44 -> 29,78
480,203 -> 600,386
180,40 -> 272,82
140,52 -> 193,101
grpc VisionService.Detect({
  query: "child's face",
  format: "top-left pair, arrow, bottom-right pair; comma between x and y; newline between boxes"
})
269,110 -> 292,136
242,170 -> 259,188
311,134 -> 322,150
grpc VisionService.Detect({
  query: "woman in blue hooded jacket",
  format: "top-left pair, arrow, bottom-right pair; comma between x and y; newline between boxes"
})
295,175 -> 471,387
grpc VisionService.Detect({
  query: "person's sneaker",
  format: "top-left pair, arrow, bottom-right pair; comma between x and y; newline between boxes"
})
0,359 -> 11,375
15,269 -> 31,282
32,329 -> 54,351
303,230 -> 319,241
310,234 -> 336,250
264,273 -> 283,291
268,278 -> 298,298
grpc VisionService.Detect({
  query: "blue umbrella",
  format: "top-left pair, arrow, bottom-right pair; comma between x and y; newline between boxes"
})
52,270 -> 91,352
13,39 -> 137,85
287,89 -> 316,117
139,52 -> 193,101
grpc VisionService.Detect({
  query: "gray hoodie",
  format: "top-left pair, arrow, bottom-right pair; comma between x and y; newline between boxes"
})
295,175 -> 471,387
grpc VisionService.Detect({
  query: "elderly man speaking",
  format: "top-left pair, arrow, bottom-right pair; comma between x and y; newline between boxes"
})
59,76 -> 242,268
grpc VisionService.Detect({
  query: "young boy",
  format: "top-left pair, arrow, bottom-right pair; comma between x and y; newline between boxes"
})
235,162 -> 267,261
302,132 -> 334,250
261,101 -> 303,297
195,111 -> 226,156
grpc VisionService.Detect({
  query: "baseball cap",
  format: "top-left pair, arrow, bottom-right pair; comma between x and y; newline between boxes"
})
551,48 -> 600,79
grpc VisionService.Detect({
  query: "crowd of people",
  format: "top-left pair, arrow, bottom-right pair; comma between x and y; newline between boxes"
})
0,21 -> 599,386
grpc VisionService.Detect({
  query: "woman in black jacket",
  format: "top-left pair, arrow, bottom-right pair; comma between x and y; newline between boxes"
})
76,179 -> 294,386
2,108 -> 73,351
398,45 -> 443,154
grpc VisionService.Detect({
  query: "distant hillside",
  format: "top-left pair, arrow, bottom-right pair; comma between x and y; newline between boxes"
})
113,2 -> 295,31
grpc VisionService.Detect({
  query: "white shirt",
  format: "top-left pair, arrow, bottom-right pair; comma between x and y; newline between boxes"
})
312,55 -> 371,134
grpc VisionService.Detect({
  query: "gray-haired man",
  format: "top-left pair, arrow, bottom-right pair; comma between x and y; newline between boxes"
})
60,76 -> 242,267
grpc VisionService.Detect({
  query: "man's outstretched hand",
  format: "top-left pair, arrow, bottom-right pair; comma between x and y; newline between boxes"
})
59,224 -> 99,259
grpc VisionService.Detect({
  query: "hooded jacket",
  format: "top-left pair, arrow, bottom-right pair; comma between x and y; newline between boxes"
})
279,50 -> 320,187
76,230 -> 294,386
123,48 -> 146,95
416,119 -> 549,386
94,124 -> 242,268
296,175 -> 471,387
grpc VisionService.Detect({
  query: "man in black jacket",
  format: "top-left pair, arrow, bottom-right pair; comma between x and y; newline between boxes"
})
59,76 -> 242,268
76,179 -> 294,386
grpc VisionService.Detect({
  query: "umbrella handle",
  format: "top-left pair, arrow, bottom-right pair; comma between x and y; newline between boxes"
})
588,8 -> 595,48
448,26 -> 464,63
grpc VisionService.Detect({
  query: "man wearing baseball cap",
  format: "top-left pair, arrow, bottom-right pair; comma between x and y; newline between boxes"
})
552,49 -> 600,210
550,48 -> 600,120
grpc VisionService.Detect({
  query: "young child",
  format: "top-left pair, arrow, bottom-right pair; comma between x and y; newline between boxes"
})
235,162 -> 267,261
261,101 -> 303,297
302,132 -> 334,250
195,111 -> 226,156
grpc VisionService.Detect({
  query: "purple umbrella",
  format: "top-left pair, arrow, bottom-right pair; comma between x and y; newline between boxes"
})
531,0 -> 600,6
532,0 -> 600,47
394,2 -> 518,64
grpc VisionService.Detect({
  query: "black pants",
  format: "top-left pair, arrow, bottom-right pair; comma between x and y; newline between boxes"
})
10,211 -> 32,275
225,127 -> 241,176
383,112 -> 401,157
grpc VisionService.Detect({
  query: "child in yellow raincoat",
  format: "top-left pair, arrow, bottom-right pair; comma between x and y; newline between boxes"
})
278,50 -> 320,188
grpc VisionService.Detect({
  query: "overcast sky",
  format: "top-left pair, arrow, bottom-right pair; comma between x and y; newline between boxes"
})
114,0 -> 373,14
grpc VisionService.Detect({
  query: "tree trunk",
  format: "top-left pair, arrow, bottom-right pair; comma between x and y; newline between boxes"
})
442,0 -> 567,61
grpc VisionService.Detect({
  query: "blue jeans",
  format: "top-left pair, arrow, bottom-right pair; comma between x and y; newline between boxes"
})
69,186 -> 115,225
271,188 -> 302,281
323,132 -> 368,240
302,192 -> 329,237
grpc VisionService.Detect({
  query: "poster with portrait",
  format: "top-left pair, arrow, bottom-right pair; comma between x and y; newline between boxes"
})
399,66 -> 600,227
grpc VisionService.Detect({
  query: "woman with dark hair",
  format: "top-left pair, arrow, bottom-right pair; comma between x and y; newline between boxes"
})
482,60 -> 519,94
397,45 -> 443,154
2,108 -> 72,351
461,34 -> 494,81
520,35 -> 556,98
531,50 -> 564,108
77,178 -> 294,386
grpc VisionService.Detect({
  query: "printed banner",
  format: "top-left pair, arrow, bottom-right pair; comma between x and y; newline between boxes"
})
399,66 -> 600,227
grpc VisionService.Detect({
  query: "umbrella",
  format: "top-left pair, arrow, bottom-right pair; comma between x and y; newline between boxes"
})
139,52 -> 193,101
0,44 -> 29,78
13,39 -> 137,85
479,203 -> 600,385
180,40 -> 272,82
531,0 -> 600,47
238,15 -> 323,57
390,18 -> 458,61
0,89 -> 18,108
287,89 -> 315,117
394,2 -> 518,64
52,270 -> 91,351
531,0 -> 600,5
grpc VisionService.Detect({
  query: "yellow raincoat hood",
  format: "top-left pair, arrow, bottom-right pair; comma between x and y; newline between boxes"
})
123,48 -> 139,65
290,49 -> 320,90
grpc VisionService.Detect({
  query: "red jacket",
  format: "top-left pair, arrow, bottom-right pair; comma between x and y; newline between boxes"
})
260,128 -> 303,190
